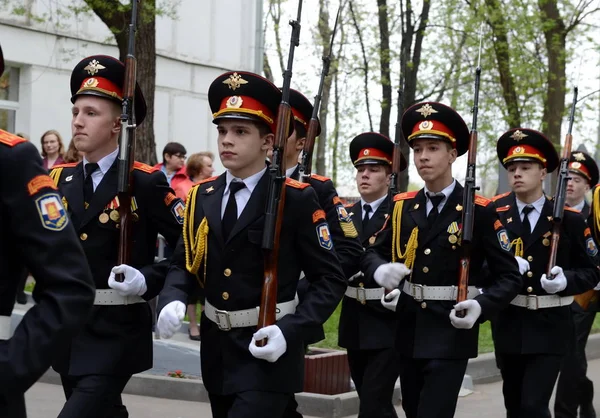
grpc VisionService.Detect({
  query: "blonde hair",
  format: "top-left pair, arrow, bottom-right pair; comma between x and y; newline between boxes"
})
186,152 -> 214,181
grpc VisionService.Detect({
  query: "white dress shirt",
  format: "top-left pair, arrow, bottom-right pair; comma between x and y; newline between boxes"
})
423,179 -> 456,215
360,194 -> 387,220
516,194 -> 546,231
221,167 -> 268,219
83,147 -> 119,191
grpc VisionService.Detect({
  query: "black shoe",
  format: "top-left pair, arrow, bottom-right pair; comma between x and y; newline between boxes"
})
188,330 -> 200,341
581,403 -> 597,418
16,293 -> 27,305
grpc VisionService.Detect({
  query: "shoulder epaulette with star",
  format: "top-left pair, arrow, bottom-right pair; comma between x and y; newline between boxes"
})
475,195 -> 491,207
492,191 -> 511,202
285,178 -> 310,189
393,191 -> 418,201
197,176 -> 218,186
0,130 -> 26,147
133,161 -> 158,174
310,173 -> 331,182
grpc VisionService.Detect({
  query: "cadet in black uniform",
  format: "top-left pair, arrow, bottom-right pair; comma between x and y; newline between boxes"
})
361,102 -> 523,418
49,55 -> 184,418
555,150 -> 599,418
338,132 -> 406,418
0,44 -> 95,418
491,129 -> 600,418
156,71 -> 347,418
282,89 -> 363,418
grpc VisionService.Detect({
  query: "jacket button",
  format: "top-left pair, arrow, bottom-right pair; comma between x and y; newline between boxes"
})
527,286 -> 533,293
80,233 -> 88,241
224,268 -> 232,277
222,292 -> 229,300
421,302 -> 427,309
359,282 -> 364,287
527,271 -> 533,278
527,256 -> 533,262
424,248 -> 431,255
423,267 -> 429,273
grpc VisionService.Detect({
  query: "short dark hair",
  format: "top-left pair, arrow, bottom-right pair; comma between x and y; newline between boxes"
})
162,142 -> 187,164
252,121 -> 272,138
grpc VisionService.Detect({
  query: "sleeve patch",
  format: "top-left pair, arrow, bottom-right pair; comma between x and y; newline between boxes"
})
171,200 -> 185,225
393,191 -> 418,201
35,193 -> 69,231
475,195 -> 491,207
497,230 -> 511,251
285,178 -> 310,189
586,237 -> 598,257
312,209 -> 326,223
133,161 -> 159,174
164,192 -> 177,206
316,223 -> 333,250
28,175 -> 58,195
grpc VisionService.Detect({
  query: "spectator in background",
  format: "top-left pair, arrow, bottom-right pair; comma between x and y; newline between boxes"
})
173,151 -> 215,201
40,129 -> 65,170
154,142 -> 187,189
63,140 -> 84,163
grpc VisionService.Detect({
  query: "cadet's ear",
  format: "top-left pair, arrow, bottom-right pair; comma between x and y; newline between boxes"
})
261,133 -> 275,151
449,147 -> 458,164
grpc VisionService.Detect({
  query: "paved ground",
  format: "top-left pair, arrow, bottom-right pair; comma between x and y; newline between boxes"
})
24,357 -> 600,417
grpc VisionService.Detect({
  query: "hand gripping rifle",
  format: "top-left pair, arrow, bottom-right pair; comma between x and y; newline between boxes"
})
257,0 -> 303,345
455,30 -> 483,314
298,4 -> 341,183
115,0 -> 139,282
547,87 -> 578,279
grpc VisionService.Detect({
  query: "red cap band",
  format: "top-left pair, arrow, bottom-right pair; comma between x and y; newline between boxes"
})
408,120 -> 456,146
78,77 -> 123,100
504,145 -> 547,166
354,147 -> 392,165
214,95 -> 276,131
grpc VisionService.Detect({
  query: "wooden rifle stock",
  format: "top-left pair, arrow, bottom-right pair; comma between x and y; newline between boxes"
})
115,0 -> 139,282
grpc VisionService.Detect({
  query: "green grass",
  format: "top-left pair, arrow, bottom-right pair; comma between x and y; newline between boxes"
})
312,302 -> 343,350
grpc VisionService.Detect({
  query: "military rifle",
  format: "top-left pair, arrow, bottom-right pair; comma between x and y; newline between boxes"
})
298,4 -> 341,183
258,0 -> 303,345
455,29 -> 483,314
115,0 -> 139,282
547,87 -> 578,279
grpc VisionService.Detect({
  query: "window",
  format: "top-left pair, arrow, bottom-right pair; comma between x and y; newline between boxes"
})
0,66 -> 20,132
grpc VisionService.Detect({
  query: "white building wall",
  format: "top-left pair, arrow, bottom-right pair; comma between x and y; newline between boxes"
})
0,0 -> 263,170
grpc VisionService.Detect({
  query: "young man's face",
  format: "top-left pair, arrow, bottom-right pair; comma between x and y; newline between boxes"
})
507,161 -> 547,194
165,152 -> 186,172
567,171 -> 590,203
217,119 -> 273,174
355,164 -> 390,201
71,96 -> 120,155
412,138 -> 457,183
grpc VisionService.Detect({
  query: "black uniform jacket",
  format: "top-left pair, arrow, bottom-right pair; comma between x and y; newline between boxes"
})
490,192 -> 599,355
338,196 -> 398,350
50,158 -> 183,376
0,133 -> 95,396
158,171 -> 347,395
362,183 -> 523,359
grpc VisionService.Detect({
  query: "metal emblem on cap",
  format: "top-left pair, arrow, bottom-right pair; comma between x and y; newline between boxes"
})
416,104 -> 438,118
510,130 -> 528,141
223,72 -> 248,91
226,96 -> 243,108
571,162 -> 582,169
419,121 -> 433,130
83,59 -> 106,76
83,78 -> 99,88
513,146 -> 524,154
573,152 -> 586,161
363,149 -> 370,155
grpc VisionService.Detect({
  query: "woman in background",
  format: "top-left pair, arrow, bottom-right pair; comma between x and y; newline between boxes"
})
40,129 -> 65,170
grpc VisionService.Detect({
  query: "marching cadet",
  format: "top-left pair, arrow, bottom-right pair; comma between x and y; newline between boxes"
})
282,89 -> 363,418
49,55 -> 184,418
0,43 -> 95,418
155,71 -> 347,418
361,102 -> 523,418
554,150 -> 599,418
491,130 -> 600,418
338,132 -> 406,418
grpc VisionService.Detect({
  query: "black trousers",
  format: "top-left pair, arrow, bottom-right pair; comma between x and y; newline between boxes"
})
58,374 -> 131,418
555,308 -> 596,418
209,391 -> 292,418
347,347 -> 401,418
497,353 -> 562,418
0,392 -> 26,418
398,356 -> 468,418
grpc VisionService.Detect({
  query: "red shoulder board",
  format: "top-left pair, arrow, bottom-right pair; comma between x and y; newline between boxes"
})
197,176 -> 218,186
475,195 -> 491,207
51,162 -> 78,169
133,162 -> 158,174
0,130 -> 26,147
492,191 -> 511,202
285,178 -> 310,189
496,204 -> 510,212
564,206 -> 580,213
393,191 -> 418,201
310,173 -> 331,182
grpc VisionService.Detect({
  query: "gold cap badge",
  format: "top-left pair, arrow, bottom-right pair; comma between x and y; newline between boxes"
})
510,130 -> 528,141
573,152 -> 586,161
83,59 -> 106,76
416,104 -> 438,118
223,72 -> 248,91
571,162 -> 582,169
83,78 -> 99,88
226,96 -> 243,108
419,121 -> 433,130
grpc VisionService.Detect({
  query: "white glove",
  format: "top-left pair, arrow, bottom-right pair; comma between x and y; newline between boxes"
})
449,300 -> 482,329
381,289 -> 401,312
156,301 -> 186,339
540,266 -> 567,294
373,263 -> 411,290
515,256 -> 530,275
594,282 -> 600,291
108,264 -> 147,296
248,325 -> 287,363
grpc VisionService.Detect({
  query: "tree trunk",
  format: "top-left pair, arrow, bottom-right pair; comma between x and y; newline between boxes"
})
349,0 -> 374,131
376,0 -> 391,138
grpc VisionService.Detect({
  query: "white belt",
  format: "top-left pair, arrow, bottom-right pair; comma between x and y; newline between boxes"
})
204,296 -> 298,331
510,294 -> 574,310
94,289 -> 146,306
402,281 -> 480,302
0,316 -> 11,340
345,286 -> 384,303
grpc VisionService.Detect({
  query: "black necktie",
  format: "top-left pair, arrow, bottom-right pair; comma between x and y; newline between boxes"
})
362,204 -> 372,231
522,205 -> 535,240
427,193 -> 445,225
83,163 -> 99,206
222,180 -> 246,240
